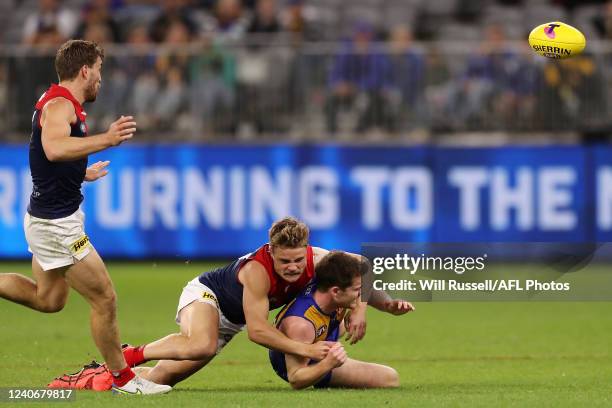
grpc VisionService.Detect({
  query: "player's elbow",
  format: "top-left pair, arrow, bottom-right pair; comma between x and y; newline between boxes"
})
289,381 -> 307,390
246,325 -> 265,344
44,147 -> 61,162
43,145 -> 65,162
288,375 -> 309,390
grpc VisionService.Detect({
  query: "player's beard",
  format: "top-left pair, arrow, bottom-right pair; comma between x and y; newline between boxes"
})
84,79 -> 99,103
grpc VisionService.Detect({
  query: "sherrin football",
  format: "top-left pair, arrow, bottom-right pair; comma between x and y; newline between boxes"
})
528,22 -> 586,59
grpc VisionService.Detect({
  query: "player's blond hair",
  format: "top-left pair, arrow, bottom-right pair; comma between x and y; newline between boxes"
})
269,217 -> 309,248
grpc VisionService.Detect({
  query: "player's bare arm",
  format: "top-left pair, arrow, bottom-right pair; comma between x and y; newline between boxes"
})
241,262 -> 333,360
368,292 -> 415,315
41,98 -> 136,162
311,246 -> 331,265
312,247 -> 369,267
282,317 -> 347,390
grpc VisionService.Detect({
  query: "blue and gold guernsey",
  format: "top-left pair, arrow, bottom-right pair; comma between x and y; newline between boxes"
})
28,84 -> 88,219
269,281 -> 345,388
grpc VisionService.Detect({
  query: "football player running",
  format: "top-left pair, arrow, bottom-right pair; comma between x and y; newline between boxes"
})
0,40 -> 169,395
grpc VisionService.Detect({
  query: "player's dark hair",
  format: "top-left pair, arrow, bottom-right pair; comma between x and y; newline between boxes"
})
269,216 -> 309,248
316,251 -> 364,291
55,40 -> 104,81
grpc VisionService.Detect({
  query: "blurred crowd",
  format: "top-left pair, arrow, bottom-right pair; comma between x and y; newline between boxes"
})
0,0 -> 610,142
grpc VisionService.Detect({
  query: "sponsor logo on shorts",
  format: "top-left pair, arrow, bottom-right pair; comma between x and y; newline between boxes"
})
202,291 -> 219,307
70,235 -> 91,255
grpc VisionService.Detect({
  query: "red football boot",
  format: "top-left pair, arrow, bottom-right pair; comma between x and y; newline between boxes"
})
48,361 -> 113,391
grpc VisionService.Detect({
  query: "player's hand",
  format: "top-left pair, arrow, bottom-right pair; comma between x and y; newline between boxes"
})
384,299 -> 415,315
322,342 -> 347,369
106,115 -> 136,146
344,302 -> 367,345
84,160 -> 110,182
305,341 -> 335,361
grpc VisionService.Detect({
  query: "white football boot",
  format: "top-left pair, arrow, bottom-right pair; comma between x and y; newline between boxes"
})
112,375 -> 172,395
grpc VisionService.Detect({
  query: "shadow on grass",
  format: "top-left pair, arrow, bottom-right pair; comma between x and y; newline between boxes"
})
174,385 -> 407,393
174,381 -> 589,395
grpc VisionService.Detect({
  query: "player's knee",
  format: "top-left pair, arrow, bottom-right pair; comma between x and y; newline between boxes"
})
193,342 -> 217,360
37,298 -> 66,313
93,288 -> 117,311
180,340 -> 217,360
380,367 -> 400,388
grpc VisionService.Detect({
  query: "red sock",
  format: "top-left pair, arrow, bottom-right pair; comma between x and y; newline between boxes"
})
134,345 -> 146,365
111,365 -> 135,387
123,345 -> 147,367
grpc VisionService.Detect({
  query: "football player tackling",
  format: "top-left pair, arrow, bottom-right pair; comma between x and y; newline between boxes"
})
50,217 -> 412,391
122,217 -> 370,385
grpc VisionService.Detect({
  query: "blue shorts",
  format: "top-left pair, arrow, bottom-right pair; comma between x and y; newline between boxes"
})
269,350 -> 332,388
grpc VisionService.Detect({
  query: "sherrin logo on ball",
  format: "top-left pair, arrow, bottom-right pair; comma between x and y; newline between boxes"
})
528,22 -> 586,59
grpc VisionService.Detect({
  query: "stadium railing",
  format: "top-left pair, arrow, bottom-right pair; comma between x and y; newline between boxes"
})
0,40 -> 610,143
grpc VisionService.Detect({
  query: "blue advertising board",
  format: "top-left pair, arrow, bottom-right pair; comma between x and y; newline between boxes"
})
0,145 -> 610,258
594,146 -> 612,242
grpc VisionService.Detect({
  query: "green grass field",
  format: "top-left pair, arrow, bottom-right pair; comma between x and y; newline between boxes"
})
1,261 -> 611,407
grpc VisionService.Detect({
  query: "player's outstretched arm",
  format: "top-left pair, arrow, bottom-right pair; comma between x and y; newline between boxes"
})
368,290 -> 415,315
241,264 -> 333,360
41,99 -> 135,162
283,319 -> 347,390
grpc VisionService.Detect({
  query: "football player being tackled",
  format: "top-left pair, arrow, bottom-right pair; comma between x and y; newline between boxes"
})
269,251 -> 413,389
